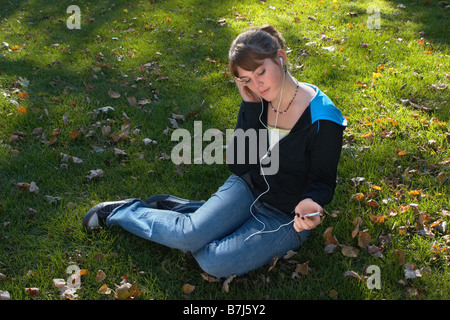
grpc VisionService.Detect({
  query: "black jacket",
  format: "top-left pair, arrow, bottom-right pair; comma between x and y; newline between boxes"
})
227,84 -> 347,214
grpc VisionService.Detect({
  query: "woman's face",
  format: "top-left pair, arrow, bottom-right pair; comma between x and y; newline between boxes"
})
236,57 -> 284,102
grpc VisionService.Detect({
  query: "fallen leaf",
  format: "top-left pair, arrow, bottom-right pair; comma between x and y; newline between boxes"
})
53,278 -> 66,288
86,169 -> 104,181
367,199 -> 380,208
344,271 -> 361,279
323,227 -> 334,240
358,230 -> 371,248
98,284 -> 112,295
324,243 -> 337,253
96,270 -> 107,283
108,89 -> 121,98
127,96 -> 137,106
267,255 -> 278,272
16,106 -> 27,114
342,245 -> 359,258
0,291 -> 10,300
114,283 -> 133,300
350,193 -> 366,201
201,272 -> 219,283
404,263 -> 422,279
223,274 -> 236,293
295,261 -> 311,276
369,214 -> 387,224
351,223 -> 359,239
182,283 -> 195,294
25,287 -> 39,296
283,250 -> 297,260
329,289 -> 338,300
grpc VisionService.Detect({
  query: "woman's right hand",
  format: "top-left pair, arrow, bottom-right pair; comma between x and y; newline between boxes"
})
235,80 -> 260,103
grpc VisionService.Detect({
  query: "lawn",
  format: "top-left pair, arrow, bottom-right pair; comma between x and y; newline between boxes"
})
0,0 -> 449,302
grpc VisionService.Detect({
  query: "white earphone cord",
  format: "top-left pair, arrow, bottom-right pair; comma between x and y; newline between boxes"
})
244,68 -> 295,242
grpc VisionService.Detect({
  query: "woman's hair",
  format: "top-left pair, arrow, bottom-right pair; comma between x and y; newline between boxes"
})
228,25 -> 286,79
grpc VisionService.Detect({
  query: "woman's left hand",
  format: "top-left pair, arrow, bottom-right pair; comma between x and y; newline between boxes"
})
293,198 -> 323,232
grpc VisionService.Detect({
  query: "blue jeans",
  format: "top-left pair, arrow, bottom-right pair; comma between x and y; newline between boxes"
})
106,175 -> 309,278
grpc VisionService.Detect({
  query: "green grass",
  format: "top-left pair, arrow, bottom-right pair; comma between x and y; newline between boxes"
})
0,0 -> 449,301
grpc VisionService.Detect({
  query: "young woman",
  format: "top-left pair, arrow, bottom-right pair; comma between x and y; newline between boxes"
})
82,25 -> 347,279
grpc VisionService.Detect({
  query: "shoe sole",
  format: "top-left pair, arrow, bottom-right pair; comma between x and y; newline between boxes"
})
82,203 -> 104,229
82,200 -> 132,229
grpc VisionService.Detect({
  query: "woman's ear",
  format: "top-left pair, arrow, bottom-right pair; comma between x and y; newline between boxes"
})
277,49 -> 287,68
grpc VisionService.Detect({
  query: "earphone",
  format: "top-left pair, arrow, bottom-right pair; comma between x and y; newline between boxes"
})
279,57 -> 283,66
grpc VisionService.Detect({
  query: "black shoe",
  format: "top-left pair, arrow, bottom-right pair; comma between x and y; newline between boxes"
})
82,199 -> 133,229
144,194 -> 192,210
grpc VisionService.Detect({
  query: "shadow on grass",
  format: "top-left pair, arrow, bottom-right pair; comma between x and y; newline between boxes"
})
384,0 -> 449,45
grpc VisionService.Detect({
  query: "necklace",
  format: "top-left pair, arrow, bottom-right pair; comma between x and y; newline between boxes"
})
269,82 -> 299,114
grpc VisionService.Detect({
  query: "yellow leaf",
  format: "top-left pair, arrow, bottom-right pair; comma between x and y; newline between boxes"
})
350,193 -> 366,201
182,283 -> 195,294
373,72 -> 381,79
16,106 -> 27,115
98,284 -> 112,295
115,283 -> 133,300
409,190 -> 423,196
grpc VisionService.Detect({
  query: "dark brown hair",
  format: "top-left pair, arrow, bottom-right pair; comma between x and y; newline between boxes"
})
228,25 -> 286,79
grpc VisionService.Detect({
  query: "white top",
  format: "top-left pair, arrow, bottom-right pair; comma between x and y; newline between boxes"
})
267,125 -> 290,150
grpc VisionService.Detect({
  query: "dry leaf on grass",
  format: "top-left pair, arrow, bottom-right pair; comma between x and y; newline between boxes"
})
182,283 -> 195,294
114,282 -> 142,300
96,270 -> 107,283
223,274 -> 236,293
108,89 -> 121,98
295,261 -> 311,276
342,245 -> 359,258
201,272 -> 219,283
98,284 -> 112,295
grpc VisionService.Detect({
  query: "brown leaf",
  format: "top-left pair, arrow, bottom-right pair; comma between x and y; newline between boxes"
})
342,245 -> 359,258
352,224 -> 359,239
70,129 -> 79,140
98,284 -> 112,295
108,89 -> 121,99
329,289 -> 338,300
295,261 -> 311,276
358,230 -> 371,248
267,255 -> 278,272
367,199 -> 380,208
182,283 -> 195,294
344,271 -> 361,279
393,249 -> 405,265
223,274 -> 236,293
323,227 -> 334,240
25,287 -> 39,296
201,272 -> 219,283
127,96 -> 137,106
96,270 -> 107,283
369,214 -> 387,224
114,283 -> 133,300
